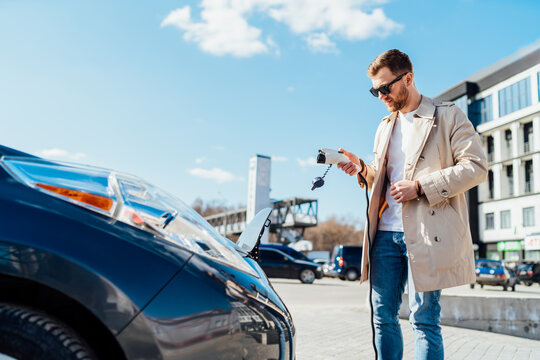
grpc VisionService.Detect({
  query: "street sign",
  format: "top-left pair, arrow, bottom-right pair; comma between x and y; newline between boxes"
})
497,241 -> 522,252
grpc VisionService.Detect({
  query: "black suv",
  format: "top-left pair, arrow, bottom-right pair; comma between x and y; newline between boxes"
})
517,263 -> 540,286
329,245 -> 362,281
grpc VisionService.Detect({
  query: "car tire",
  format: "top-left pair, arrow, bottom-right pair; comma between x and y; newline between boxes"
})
338,275 -> 346,281
480,284 -> 484,289
0,303 -> 96,360
345,269 -> 359,281
526,282 -> 532,286
503,284 -> 508,291
470,284 -> 475,289
512,284 -> 516,292
299,269 -> 316,284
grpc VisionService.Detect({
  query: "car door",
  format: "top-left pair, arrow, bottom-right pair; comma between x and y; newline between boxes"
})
259,249 -> 292,278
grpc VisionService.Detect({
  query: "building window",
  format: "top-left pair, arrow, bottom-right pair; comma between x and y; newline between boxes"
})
487,170 -> 494,199
523,122 -> 533,153
499,77 -> 531,117
454,95 -> 468,117
470,95 -> 492,125
485,212 -> 495,229
523,207 -> 535,227
486,136 -> 494,162
524,160 -> 534,193
500,210 -> 511,229
506,164 -> 514,196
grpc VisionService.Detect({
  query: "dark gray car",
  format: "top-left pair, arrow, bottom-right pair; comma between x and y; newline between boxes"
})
0,145 -> 294,359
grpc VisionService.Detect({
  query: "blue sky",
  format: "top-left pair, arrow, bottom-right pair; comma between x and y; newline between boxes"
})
1,0 -> 539,226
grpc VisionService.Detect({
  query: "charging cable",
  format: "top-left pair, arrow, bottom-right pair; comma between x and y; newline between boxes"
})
358,172 -> 378,360
312,148 -> 378,359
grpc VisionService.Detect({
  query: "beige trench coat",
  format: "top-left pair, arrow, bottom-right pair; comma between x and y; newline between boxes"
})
358,96 -> 488,292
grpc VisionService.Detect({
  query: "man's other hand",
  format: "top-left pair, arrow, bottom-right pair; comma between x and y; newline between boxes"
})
390,180 -> 417,203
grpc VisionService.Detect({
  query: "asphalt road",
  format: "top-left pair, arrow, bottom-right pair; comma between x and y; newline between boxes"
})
272,277 -> 540,360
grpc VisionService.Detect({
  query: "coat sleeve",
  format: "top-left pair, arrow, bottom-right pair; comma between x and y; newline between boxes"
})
417,106 -> 488,207
357,120 -> 386,191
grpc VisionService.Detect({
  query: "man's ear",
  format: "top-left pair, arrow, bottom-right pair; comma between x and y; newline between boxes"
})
406,73 -> 414,86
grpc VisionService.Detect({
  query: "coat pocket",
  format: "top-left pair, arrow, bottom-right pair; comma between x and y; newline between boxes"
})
422,202 -> 467,271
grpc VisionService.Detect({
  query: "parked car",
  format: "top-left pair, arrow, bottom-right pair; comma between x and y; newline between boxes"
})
260,243 -> 311,262
327,245 -> 362,281
516,263 -> 540,286
0,145 -> 294,360
257,248 -> 322,284
472,259 -> 517,291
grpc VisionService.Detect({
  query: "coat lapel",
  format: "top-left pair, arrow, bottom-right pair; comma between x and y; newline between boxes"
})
404,96 -> 436,180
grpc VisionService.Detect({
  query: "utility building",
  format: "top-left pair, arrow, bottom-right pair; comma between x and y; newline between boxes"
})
436,39 -> 540,261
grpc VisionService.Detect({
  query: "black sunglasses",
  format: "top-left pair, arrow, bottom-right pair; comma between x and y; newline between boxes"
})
369,72 -> 408,97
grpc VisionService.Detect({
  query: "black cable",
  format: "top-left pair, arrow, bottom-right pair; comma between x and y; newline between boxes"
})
358,172 -> 378,360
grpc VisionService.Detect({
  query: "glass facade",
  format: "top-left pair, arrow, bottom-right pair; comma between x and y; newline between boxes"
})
469,95 -> 492,126
498,77 -> 531,117
454,95 -> 468,117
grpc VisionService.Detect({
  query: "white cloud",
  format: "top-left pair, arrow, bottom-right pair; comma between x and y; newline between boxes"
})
162,0 -> 402,57
188,167 -> 244,183
287,86 -> 295,92
296,157 -> 317,167
36,148 -> 87,161
195,157 -> 208,164
306,32 -> 338,53
272,156 -> 288,162
161,3 -> 273,57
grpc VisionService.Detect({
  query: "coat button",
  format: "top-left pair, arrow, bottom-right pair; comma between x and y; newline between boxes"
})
430,210 -> 435,216
434,236 -> 440,242
441,190 -> 448,197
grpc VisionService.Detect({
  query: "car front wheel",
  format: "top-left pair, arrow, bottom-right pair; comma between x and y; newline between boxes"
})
0,303 -> 96,360
299,269 -> 316,284
345,269 -> 359,281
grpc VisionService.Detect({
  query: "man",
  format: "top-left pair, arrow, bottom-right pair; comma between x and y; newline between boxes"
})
337,49 -> 487,360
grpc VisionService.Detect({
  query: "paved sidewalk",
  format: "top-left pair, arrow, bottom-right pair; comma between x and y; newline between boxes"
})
272,278 -> 540,360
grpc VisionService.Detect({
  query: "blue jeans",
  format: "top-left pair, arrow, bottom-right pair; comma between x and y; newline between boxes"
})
370,231 -> 443,360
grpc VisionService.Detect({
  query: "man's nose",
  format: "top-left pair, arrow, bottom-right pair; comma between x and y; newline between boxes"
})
378,92 -> 387,101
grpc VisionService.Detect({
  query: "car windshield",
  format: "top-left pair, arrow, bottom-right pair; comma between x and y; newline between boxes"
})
477,261 -> 502,269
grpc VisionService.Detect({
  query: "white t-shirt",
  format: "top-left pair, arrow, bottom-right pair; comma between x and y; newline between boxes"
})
378,110 -> 416,232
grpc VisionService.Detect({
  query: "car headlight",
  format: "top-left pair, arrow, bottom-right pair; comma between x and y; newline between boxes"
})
1,157 -> 258,277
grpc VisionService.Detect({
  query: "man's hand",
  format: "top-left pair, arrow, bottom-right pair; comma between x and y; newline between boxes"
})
337,148 -> 365,176
390,180 -> 418,203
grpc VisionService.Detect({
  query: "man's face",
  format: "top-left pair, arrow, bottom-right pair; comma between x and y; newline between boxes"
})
370,67 -> 410,112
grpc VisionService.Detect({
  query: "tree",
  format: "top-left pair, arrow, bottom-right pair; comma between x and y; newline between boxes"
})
191,198 -> 233,217
304,216 -> 364,253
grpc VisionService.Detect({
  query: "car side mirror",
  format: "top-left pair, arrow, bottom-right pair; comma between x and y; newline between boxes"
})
236,208 -> 272,260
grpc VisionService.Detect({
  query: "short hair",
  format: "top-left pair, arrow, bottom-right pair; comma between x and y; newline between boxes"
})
367,49 -> 413,77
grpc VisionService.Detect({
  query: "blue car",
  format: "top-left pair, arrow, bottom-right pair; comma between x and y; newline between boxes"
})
472,259 -> 517,291
0,145 -> 294,359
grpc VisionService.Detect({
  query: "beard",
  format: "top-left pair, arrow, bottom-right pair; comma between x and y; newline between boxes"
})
385,85 -> 409,112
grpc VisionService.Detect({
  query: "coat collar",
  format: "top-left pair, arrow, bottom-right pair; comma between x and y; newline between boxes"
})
383,95 -> 435,123
413,95 -> 435,120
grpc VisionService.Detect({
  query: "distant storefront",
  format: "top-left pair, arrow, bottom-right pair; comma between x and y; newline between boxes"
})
486,235 -> 540,261
524,233 -> 540,260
